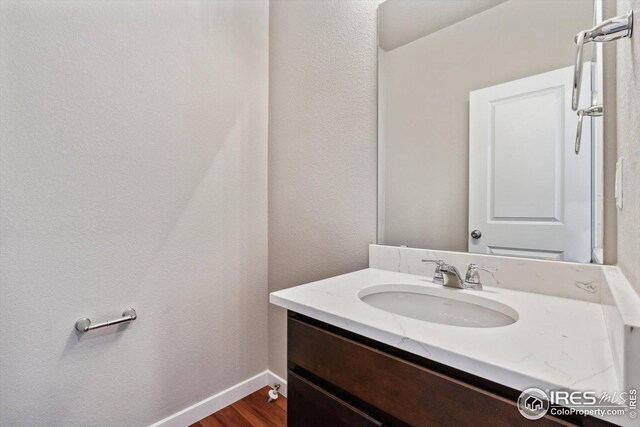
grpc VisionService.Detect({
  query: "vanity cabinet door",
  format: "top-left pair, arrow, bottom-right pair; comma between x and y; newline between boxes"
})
288,370 -> 384,427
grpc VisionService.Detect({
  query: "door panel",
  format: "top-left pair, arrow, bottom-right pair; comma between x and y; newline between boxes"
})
491,87 -> 563,222
469,65 -> 591,263
487,246 -> 564,261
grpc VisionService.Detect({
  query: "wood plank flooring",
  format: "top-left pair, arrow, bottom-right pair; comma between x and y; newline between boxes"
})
191,386 -> 287,427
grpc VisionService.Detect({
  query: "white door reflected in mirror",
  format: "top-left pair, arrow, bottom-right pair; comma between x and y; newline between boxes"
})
468,65 -> 591,263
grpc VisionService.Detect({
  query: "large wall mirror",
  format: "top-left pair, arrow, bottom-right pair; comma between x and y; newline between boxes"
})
377,0 -> 606,264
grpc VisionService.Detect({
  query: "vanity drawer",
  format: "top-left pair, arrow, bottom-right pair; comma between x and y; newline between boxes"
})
288,316 -> 571,427
288,370 -> 384,427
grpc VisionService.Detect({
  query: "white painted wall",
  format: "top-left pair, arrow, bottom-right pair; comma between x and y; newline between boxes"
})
0,1 -> 268,425
267,0 -> 378,380
615,0 -> 640,292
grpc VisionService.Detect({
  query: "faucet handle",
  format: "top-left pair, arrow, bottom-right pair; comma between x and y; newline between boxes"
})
422,259 -> 444,266
464,263 -> 497,289
421,259 -> 445,285
467,263 -> 497,274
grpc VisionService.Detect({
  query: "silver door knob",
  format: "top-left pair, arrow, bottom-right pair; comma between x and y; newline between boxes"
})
470,230 -> 482,239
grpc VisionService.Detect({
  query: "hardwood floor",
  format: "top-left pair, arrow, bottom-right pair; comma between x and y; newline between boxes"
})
191,387 -> 287,427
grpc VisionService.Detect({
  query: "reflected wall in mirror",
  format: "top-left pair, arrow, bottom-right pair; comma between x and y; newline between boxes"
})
377,0 -> 605,264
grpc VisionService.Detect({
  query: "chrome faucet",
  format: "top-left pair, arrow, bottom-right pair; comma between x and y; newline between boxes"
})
422,259 -> 465,288
421,259 -> 444,285
440,263 -> 465,288
463,263 -> 497,290
422,259 -> 496,290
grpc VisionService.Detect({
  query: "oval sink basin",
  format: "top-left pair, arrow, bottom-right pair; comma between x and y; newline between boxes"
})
359,284 -> 518,328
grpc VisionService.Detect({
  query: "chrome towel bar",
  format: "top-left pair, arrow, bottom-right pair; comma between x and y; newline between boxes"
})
75,308 -> 137,332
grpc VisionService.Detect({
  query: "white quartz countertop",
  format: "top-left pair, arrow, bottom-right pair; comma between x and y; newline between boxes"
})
270,268 -> 619,395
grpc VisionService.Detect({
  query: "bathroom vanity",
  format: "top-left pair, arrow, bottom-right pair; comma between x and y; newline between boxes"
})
287,313 -> 603,426
271,245 -> 640,427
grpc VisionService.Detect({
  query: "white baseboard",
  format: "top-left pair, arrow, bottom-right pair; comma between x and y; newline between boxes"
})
150,370 -> 288,427
151,371 -> 268,427
267,370 -> 288,397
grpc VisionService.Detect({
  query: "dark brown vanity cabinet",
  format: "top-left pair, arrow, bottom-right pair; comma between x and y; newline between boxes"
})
286,312 -> 613,427
288,371 -> 384,427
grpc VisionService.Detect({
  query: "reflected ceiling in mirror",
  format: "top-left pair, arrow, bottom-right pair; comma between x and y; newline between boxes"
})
377,0 -> 602,264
